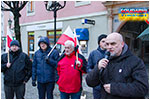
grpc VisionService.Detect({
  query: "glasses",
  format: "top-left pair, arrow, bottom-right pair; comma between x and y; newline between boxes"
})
65,46 -> 71,49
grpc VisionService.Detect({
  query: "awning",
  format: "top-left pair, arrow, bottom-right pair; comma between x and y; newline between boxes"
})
137,27 -> 149,41
76,28 -> 89,40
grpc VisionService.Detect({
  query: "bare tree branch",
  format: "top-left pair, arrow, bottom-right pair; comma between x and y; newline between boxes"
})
16,1 -> 19,8
1,6 -> 12,11
12,1 -> 16,8
1,2 -> 12,11
1,1 -> 28,49
18,1 -> 28,11
3,1 -> 13,9
1,8 -> 12,11
20,1 -> 23,6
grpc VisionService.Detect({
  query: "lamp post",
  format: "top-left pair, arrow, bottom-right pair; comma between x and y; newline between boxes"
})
8,18 -> 12,29
44,1 -> 66,45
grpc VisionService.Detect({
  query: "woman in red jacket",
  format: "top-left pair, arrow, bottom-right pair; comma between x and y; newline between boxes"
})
57,40 -> 87,99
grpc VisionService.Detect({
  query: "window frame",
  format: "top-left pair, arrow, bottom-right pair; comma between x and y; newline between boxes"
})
47,30 -> 62,52
26,1 -> 35,16
75,1 -> 91,7
28,31 -> 34,60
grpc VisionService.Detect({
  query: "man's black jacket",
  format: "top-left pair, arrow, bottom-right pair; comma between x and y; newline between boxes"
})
1,49 -> 32,87
86,48 -> 148,99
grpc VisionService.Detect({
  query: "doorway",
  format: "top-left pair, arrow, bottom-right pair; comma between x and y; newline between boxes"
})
119,21 -> 149,64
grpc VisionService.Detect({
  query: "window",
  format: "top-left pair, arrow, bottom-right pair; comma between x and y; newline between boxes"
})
79,40 -> 88,58
28,32 -> 34,60
47,30 -> 62,52
75,1 -> 91,7
27,1 -> 35,16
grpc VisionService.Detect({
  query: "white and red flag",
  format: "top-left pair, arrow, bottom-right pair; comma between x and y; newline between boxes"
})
48,26 -> 82,60
57,26 -> 82,54
48,26 -> 76,57
6,26 -> 13,52
57,26 -> 75,45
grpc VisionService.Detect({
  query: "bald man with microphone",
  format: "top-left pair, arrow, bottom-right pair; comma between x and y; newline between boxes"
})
86,32 -> 148,99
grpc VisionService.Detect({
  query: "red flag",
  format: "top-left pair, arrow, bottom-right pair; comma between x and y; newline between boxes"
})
57,26 -> 75,45
6,27 -> 13,52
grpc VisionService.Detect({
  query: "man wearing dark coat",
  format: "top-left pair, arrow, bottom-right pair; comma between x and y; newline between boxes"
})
86,32 -> 148,99
32,37 -> 59,99
86,34 -> 107,98
1,40 -> 32,99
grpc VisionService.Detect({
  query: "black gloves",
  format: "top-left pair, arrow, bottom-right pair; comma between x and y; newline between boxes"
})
74,45 -> 79,52
45,56 -> 50,64
32,81 -> 36,87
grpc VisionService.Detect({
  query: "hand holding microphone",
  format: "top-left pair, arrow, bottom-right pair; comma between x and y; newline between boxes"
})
98,58 -> 109,70
98,51 -> 110,74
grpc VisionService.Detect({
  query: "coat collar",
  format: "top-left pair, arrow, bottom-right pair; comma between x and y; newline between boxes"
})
97,46 -> 106,54
65,51 -> 75,57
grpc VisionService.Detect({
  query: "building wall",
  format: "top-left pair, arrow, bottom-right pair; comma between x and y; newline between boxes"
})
19,1 -> 108,58
62,13 -> 108,57
20,1 -> 106,24
34,30 -> 47,50
1,12 -> 4,36
20,26 -> 28,54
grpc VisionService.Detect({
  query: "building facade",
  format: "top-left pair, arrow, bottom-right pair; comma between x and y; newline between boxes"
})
2,1 -> 149,64
20,1 -> 108,59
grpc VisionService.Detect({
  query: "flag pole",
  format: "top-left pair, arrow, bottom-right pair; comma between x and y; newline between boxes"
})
8,50 -> 10,63
76,52 -> 78,61
47,43 -> 57,57
73,29 -> 78,62
6,27 -> 12,63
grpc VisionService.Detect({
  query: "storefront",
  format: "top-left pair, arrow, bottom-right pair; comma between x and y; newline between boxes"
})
103,1 -> 149,64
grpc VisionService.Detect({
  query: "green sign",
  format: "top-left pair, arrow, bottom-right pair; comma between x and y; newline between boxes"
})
29,32 -> 34,35
48,31 -> 62,35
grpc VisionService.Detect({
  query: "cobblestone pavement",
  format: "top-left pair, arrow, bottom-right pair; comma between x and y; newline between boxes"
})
1,74 -> 93,99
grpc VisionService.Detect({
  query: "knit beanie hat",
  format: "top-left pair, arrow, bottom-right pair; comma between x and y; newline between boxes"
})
98,34 -> 107,44
10,40 -> 20,47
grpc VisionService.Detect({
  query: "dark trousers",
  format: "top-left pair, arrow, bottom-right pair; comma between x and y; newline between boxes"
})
60,91 -> 81,99
37,82 -> 55,99
4,84 -> 25,99
93,85 -> 101,99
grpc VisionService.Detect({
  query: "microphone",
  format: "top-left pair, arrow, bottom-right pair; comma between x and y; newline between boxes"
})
104,51 -> 110,59
99,51 -> 110,76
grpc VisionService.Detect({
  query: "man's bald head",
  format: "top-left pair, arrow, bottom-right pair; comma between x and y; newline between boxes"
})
106,32 -> 124,43
105,32 -> 124,57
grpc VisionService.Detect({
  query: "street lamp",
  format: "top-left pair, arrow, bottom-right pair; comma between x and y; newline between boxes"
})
8,18 -> 12,29
44,1 -> 66,44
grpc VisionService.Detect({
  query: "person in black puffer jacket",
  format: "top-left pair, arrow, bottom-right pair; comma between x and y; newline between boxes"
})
32,37 -> 59,99
86,32 -> 148,99
1,40 -> 32,99
86,34 -> 107,99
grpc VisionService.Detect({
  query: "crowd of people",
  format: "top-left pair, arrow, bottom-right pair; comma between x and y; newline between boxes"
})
1,32 -> 148,99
